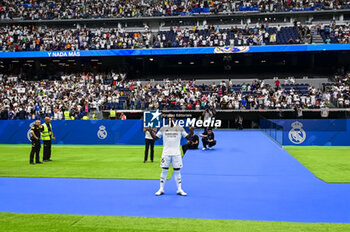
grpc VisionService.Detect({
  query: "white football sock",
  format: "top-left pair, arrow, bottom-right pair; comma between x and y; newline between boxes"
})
174,170 -> 182,190
160,169 -> 168,190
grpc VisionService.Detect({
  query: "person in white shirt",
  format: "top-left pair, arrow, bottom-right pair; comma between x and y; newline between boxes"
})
320,104 -> 329,118
147,117 -> 194,196
143,128 -> 157,163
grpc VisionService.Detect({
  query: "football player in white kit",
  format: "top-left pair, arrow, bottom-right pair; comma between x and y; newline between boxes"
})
147,117 -> 194,196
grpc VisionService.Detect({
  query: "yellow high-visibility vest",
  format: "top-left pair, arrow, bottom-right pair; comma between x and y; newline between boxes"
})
41,123 -> 52,141
82,116 -> 89,120
64,111 -> 70,120
110,110 -> 116,118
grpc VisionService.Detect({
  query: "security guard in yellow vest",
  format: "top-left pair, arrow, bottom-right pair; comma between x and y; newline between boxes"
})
64,110 -> 70,120
109,107 -> 116,120
92,112 -> 97,120
42,117 -> 56,162
82,113 -> 89,120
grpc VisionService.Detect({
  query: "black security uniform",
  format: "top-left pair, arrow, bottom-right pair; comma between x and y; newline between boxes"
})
30,125 -> 43,164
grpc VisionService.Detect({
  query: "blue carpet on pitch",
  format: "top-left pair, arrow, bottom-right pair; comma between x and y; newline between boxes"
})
1,130 -> 350,223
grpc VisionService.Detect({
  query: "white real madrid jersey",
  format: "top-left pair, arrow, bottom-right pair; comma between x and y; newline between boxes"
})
156,126 -> 188,157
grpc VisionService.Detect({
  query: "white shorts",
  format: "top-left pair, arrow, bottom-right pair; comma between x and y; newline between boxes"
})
160,156 -> 183,169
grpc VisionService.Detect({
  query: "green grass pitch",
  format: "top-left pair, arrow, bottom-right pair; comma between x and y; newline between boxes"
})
0,144 -> 172,179
1,212 -> 350,232
0,144 -> 349,183
284,146 -> 350,183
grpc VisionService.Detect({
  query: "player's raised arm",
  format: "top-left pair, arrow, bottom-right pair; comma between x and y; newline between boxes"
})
185,127 -> 195,139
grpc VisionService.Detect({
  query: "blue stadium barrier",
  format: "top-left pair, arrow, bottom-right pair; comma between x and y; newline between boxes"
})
1,119 -> 349,146
1,44 -> 350,59
269,119 -> 350,146
0,120 -> 145,145
191,8 -> 210,13
0,120 -> 190,145
292,5 -> 323,11
238,6 -> 259,11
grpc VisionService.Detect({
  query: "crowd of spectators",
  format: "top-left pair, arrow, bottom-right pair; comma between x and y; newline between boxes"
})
1,0 -> 350,20
0,21 -> 348,52
158,21 -> 350,47
323,73 -> 350,108
233,0 -> 350,12
316,21 -> 350,44
0,72 -> 349,120
155,23 -> 281,48
0,72 -> 126,120
122,77 -> 345,111
0,25 -> 153,52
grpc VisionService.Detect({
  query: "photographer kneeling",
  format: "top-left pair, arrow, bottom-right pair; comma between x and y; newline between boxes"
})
200,128 -> 216,150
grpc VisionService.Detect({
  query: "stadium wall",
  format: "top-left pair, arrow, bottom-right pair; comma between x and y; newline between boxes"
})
270,119 -> 350,146
0,120 -> 156,145
1,44 -> 350,58
0,119 -> 349,146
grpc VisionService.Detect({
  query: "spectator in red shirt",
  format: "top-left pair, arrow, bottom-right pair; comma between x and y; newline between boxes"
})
275,78 -> 280,90
120,112 -> 127,120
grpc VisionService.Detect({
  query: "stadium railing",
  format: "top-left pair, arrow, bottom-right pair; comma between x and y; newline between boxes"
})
259,117 -> 284,146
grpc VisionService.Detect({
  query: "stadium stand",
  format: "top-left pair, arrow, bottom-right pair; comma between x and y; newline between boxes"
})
318,22 -> 350,44
1,0 -> 350,20
0,73 -> 349,120
0,21 -> 348,52
0,0 -> 349,122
